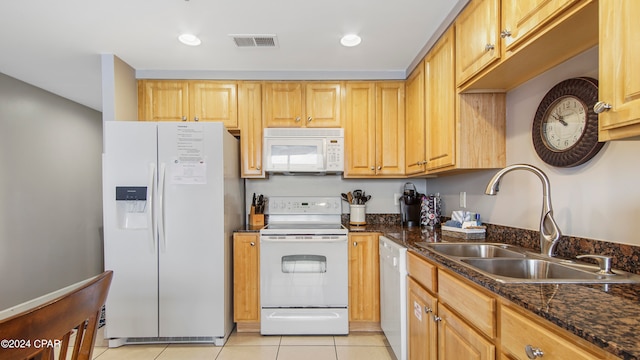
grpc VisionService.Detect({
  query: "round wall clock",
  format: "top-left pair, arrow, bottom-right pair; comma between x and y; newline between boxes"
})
532,77 -> 604,167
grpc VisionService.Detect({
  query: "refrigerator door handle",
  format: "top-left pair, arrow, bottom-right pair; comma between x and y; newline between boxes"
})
158,163 -> 167,251
148,163 -> 157,252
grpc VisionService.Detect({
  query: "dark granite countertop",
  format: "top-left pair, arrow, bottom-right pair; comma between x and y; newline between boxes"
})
235,222 -> 640,359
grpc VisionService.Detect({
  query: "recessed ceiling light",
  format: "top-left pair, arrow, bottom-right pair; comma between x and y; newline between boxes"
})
340,34 -> 361,47
178,33 -> 201,46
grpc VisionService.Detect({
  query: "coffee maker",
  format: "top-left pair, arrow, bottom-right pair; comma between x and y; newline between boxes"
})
400,183 -> 421,227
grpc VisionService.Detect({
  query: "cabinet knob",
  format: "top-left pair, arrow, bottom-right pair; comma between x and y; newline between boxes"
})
371,166 -> 375,170
181,116 -> 187,121
433,315 -> 442,322
377,166 -> 381,170
194,116 -> 199,122
424,307 -> 432,313
500,29 -> 512,38
250,242 -> 255,246
594,101 -> 612,114
353,242 -> 358,247
485,44 -> 495,51
256,166 -> 261,171
524,345 -> 544,359
295,117 -> 301,122
307,116 -> 313,122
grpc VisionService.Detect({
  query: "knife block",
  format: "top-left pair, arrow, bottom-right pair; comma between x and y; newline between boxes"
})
249,206 -> 265,227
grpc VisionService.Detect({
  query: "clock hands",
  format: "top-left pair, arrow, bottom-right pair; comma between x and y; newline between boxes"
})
551,111 -> 568,126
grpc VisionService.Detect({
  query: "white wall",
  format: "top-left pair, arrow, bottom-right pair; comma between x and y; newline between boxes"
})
246,176 -> 427,215
427,47 -> 640,246
0,73 -> 103,309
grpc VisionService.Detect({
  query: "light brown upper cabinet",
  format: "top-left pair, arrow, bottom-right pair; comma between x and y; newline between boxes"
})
597,0 -> 640,141
424,27 -> 456,172
457,0 -> 598,91
455,0 -> 500,86
138,80 -> 238,129
238,82 -> 265,178
263,82 -> 342,128
344,81 -> 405,177
404,62 -> 427,176
404,25 -> 506,177
501,0 -> 583,53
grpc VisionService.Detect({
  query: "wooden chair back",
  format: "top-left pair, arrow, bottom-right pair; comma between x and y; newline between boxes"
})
0,270 -> 113,360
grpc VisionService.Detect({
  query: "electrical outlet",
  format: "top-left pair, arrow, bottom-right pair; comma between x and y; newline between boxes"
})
460,191 -> 467,208
394,193 -> 402,205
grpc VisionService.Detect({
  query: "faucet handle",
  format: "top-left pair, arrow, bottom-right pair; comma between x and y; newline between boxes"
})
576,254 -> 614,275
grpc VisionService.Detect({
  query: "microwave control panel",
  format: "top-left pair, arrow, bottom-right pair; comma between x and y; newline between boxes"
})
326,138 -> 344,171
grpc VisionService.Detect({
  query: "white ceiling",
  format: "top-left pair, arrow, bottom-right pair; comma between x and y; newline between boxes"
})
0,0 -> 468,111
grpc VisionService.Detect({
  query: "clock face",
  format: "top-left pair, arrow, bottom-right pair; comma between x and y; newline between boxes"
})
542,96 -> 587,151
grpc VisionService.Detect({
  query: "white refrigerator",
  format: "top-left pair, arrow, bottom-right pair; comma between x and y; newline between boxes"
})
102,121 -> 243,347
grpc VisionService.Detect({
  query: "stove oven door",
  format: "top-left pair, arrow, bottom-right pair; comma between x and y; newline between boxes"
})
259,235 -> 348,335
260,235 -> 348,307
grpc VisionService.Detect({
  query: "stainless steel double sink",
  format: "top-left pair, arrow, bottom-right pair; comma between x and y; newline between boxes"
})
416,242 -> 640,284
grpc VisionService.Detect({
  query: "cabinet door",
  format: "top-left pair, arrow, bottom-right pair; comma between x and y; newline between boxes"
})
405,63 -> 427,175
190,81 -> 238,128
233,233 -> 260,322
425,27 -> 455,172
138,80 -> 189,121
345,82 -> 376,176
598,0 -> 640,141
502,0 -> 579,52
438,304 -> 495,360
305,82 -> 342,128
408,277 -> 438,360
348,233 -> 380,324
455,0 -> 500,85
263,82 -> 304,127
376,82 -> 406,176
238,82 -> 264,178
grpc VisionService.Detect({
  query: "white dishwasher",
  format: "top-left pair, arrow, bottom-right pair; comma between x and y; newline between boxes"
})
379,236 -> 407,360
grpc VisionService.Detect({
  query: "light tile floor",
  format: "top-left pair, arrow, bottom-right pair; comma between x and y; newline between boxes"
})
87,327 -> 395,360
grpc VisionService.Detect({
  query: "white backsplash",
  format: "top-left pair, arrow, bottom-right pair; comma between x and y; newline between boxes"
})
246,176 -> 427,215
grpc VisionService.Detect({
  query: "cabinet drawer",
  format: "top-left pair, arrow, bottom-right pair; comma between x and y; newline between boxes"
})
438,270 -> 495,338
407,251 -> 437,292
501,305 -> 605,360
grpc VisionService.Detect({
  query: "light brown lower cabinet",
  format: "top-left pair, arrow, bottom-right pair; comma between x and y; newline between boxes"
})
407,251 -> 619,360
233,232 -> 260,332
408,277 -> 438,360
438,303 -> 495,360
348,232 -> 381,331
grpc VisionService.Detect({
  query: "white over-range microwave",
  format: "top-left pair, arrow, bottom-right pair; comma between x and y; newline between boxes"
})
263,128 -> 344,174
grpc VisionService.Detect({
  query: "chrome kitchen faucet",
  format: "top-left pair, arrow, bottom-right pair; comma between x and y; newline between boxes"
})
485,164 -> 562,257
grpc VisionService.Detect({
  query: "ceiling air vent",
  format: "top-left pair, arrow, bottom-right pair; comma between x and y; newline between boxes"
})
230,34 -> 278,48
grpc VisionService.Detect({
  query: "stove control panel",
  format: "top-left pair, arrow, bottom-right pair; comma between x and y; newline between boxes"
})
267,196 -> 342,215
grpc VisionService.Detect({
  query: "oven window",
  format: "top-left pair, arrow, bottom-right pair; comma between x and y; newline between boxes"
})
282,255 -> 327,273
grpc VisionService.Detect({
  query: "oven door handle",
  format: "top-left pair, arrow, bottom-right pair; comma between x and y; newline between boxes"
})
261,237 -> 347,243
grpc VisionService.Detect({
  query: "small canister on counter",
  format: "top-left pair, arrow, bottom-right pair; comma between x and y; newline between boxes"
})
421,193 -> 441,228
349,204 -> 366,225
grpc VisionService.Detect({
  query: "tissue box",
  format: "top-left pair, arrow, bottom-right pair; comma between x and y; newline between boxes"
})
441,225 -> 486,239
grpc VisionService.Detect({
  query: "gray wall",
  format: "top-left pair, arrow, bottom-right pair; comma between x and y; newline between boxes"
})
0,73 -> 103,309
